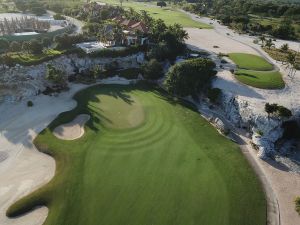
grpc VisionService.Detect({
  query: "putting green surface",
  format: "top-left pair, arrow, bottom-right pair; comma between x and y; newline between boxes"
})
100,0 -> 211,28
229,53 -> 284,89
235,69 -> 285,89
8,85 -> 266,225
229,53 -> 273,71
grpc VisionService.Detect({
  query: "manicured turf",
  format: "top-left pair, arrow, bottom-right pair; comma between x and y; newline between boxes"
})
229,53 -> 284,89
229,53 -> 274,71
100,0 -> 211,28
7,85 -> 266,225
235,69 -> 285,89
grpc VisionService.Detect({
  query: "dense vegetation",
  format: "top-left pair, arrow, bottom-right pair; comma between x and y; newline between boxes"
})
164,58 -> 216,96
0,1 -> 190,66
265,103 -> 292,118
7,84 -> 266,225
178,0 -> 300,40
99,0 -> 211,28
296,196 -> 300,215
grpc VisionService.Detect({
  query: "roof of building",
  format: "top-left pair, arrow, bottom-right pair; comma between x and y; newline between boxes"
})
121,19 -> 136,27
130,21 -> 148,33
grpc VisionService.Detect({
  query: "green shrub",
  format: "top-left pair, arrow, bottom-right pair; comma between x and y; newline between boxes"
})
90,46 -> 145,58
27,101 -> 33,107
28,39 -> 43,54
265,103 -> 278,115
46,64 -> 67,86
164,58 -> 216,96
141,59 -> 164,80
9,41 -> 21,52
53,14 -> 66,20
278,106 -> 292,118
31,6 -> 46,16
265,103 -> 292,118
295,197 -> 300,215
207,88 -> 221,103
257,130 -> 264,136
157,1 -> 167,7
104,61 -> 119,71
118,68 -> 141,79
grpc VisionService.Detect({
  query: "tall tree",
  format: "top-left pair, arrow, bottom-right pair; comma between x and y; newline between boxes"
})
265,38 -> 274,50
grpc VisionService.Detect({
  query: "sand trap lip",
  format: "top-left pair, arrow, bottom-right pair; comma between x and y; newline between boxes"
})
53,114 -> 90,140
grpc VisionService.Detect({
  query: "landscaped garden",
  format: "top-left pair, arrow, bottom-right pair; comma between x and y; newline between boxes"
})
229,53 -> 285,89
7,84 -> 266,225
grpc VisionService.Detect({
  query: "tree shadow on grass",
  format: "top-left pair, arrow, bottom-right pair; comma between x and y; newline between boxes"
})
236,73 -> 258,79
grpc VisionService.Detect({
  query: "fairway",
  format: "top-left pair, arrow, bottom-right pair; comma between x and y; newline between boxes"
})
229,53 -> 284,89
100,0 -> 211,28
8,85 -> 266,225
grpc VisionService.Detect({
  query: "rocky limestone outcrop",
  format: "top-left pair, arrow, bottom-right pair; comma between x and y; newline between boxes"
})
213,117 -> 230,135
220,92 -> 285,159
0,53 -> 144,102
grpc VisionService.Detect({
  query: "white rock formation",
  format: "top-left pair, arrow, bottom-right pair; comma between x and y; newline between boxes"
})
220,92 -> 288,159
0,53 -> 144,102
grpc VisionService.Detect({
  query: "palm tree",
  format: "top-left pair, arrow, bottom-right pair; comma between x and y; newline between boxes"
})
259,35 -> 266,46
285,52 -> 297,78
280,43 -> 289,53
112,25 -> 124,45
140,10 -> 153,27
265,38 -> 274,50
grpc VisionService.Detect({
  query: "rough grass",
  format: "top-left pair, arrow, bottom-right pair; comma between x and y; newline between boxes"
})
7,49 -> 65,66
229,53 -> 274,71
235,69 -> 285,89
100,0 -> 211,28
249,14 -> 300,40
263,48 -> 300,68
7,84 -> 266,225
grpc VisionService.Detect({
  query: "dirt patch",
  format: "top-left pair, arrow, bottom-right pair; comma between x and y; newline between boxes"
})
53,114 -> 90,140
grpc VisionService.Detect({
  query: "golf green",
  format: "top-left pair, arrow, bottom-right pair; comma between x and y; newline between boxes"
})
229,53 -> 285,89
8,84 -> 266,225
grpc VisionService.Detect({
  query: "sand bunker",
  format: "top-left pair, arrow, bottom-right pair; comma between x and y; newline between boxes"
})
185,28 -> 258,55
53,114 -> 90,140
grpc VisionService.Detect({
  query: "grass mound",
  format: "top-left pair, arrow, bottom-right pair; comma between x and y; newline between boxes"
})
229,53 -> 273,71
235,69 -> 284,89
229,53 -> 284,89
7,85 -> 266,225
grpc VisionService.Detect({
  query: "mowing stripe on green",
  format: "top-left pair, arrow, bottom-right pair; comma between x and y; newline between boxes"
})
8,85 -> 266,225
